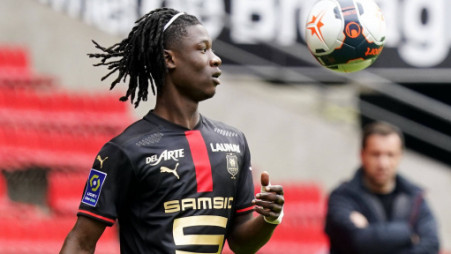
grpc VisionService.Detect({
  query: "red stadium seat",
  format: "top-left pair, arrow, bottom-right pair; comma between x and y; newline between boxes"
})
0,88 -> 129,113
47,171 -> 87,215
0,88 -> 132,134
0,45 -> 54,91
248,182 -> 329,254
0,72 -> 55,90
0,126 -> 112,171
0,215 -> 120,254
0,46 -> 30,73
283,182 -> 323,203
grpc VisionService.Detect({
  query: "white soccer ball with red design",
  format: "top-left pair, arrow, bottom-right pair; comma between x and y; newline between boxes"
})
305,0 -> 386,73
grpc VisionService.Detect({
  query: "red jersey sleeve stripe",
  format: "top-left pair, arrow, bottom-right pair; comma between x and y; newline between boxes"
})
185,130 -> 213,193
236,205 -> 254,213
78,209 -> 116,224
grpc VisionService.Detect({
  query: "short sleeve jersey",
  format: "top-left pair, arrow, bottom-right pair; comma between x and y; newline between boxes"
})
77,112 -> 255,254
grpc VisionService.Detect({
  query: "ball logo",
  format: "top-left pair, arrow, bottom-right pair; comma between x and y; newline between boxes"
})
306,11 -> 326,43
345,22 -> 361,38
365,47 -> 383,56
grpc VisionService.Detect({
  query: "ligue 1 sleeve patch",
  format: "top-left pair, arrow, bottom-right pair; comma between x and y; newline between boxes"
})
82,169 -> 107,207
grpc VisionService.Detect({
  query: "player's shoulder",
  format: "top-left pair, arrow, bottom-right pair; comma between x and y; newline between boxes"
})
108,117 -> 162,149
201,114 -> 245,138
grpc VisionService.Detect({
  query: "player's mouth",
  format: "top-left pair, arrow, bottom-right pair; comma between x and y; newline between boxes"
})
212,71 -> 221,85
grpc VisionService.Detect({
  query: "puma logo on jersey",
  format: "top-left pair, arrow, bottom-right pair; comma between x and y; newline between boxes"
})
160,163 -> 180,179
96,155 -> 108,169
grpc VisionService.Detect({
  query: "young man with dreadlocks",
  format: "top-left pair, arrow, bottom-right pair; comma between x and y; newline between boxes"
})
60,8 -> 284,254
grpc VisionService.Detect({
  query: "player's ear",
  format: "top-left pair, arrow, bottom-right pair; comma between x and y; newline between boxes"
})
164,49 -> 176,70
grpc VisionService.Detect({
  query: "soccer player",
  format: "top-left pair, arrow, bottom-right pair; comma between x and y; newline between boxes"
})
60,8 -> 284,254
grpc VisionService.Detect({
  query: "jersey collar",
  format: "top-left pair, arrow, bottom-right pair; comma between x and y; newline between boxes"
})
143,111 -> 204,131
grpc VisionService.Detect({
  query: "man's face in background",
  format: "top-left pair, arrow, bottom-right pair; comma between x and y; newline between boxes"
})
361,133 -> 403,191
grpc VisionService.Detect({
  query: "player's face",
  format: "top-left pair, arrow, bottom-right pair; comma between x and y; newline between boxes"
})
360,133 -> 402,190
168,24 -> 222,102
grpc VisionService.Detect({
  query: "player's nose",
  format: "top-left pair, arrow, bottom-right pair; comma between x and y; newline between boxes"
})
210,52 -> 222,67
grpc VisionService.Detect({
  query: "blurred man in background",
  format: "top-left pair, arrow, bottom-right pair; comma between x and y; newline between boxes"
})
325,121 -> 440,254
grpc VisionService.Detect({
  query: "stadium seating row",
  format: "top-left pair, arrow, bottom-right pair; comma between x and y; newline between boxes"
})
47,171 -> 87,216
0,88 -> 130,113
0,87 -> 133,133
0,126 -> 111,170
0,46 -> 56,91
0,72 -> 54,89
0,216 -> 119,254
0,46 -> 30,73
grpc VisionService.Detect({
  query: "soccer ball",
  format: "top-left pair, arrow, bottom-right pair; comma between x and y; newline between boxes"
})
305,0 -> 386,73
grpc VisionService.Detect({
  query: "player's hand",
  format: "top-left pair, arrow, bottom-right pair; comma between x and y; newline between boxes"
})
253,171 -> 284,222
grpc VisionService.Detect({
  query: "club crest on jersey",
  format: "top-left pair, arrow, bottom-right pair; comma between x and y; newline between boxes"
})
82,169 -> 107,207
226,153 -> 239,179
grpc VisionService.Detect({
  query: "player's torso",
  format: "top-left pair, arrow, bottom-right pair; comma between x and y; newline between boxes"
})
120,115 -> 248,253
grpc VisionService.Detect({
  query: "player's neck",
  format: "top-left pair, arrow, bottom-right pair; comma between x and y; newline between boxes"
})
153,96 -> 200,130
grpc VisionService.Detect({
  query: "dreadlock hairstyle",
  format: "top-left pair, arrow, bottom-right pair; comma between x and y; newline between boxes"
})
88,8 -> 201,107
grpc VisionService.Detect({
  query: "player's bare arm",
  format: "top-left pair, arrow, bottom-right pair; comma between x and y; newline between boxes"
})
60,216 -> 106,254
227,172 -> 285,254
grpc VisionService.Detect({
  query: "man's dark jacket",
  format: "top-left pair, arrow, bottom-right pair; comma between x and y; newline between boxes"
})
325,169 -> 440,254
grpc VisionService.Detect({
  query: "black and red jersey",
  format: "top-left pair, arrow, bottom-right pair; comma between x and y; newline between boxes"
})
77,112 -> 255,253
